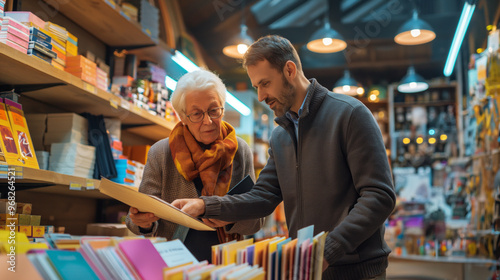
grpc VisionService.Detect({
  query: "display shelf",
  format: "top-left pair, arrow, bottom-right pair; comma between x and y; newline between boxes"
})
0,43 -> 176,141
394,101 -> 456,107
0,166 -> 107,199
40,0 -> 155,47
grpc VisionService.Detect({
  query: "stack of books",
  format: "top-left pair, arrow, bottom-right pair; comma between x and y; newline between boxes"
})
112,159 -> 137,187
0,0 -> 5,16
0,16 -> 29,53
96,66 -> 108,91
66,55 -> 97,86
45,21 -> 67,70
49,142 -> 95,178
139,0 -> 159,41
4,11 -> 45,29
120,2 -> 138,22
27,27 -> 56,64
66,31 -> 77,57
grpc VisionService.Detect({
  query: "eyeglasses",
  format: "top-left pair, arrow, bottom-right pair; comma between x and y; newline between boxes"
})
186,107 -> 224,123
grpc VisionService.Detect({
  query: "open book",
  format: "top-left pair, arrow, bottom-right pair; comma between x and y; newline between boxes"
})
98,178 -> 215,231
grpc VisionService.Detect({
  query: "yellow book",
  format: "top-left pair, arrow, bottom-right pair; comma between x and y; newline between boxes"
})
222,238 -> 253,265
0,100 -> 22,166
4,99 -> 39,169
68,32 -> 78,44
253,237 -> 280,268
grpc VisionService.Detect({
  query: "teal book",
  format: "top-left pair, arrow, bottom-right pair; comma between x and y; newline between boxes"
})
46,250 -> 99,280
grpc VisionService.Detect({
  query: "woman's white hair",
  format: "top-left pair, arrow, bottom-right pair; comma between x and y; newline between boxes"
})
170,69 -> 226,118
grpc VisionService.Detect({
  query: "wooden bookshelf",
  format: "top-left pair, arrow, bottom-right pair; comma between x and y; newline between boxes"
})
0,166 -> 107,199
0,43 -> 176,141
40,0 -> 155,47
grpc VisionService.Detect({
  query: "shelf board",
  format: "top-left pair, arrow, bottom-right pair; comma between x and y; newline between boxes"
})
0,43 -> 176,141
393,101 -> 455,108
0,166 -> 107,199
41,0 -> 155,47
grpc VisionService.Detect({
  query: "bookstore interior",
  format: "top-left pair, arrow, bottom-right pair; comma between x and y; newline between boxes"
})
0,0 -> 499,279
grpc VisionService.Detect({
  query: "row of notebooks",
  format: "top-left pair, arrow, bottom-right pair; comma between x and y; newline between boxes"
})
211,225 -> 327,280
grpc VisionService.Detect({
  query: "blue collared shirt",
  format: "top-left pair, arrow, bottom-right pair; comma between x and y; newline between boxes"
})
286,85 -> 312,142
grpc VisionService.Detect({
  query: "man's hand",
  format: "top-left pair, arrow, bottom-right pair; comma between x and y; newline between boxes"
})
129,207 -> 159,229
171,198 -> 206,217
202,218 -> 232,228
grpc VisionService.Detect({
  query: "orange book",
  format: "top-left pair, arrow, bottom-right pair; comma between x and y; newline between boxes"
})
4,99 -> 39,169
0,100 -> 21,166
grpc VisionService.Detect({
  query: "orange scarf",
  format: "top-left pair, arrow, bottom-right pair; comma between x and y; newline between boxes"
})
169,121 -> 240,243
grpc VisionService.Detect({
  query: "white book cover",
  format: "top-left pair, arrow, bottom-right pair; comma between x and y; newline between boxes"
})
154,239 -> 199,268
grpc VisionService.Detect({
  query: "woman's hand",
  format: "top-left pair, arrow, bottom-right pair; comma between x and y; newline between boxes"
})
202,218 -> 232,228
129,207 -> 159,229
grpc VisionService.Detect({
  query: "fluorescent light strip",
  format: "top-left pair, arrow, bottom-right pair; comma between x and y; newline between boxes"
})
443,2 -> 476,77
171,51 -> 251,116
165,76 -> 177,91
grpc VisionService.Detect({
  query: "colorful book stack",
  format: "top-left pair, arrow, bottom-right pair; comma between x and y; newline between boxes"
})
27,27 -> 56,64
112,159 -> 137,187
4,11 -> 45,29
66,55 -> 97,86
0,0 -> 5,16
45,21 -> 67,70
0,16 -> 29,53
66,31 -> 78,57
121,2 -> 138,22
96,66 -> 108,91
211,225 -> 327,280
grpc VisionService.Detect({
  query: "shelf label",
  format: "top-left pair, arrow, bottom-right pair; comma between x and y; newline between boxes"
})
83,82 -> 96,94
120,100 -> 131,110
110,98 -> 119,109
69,182 -> 82,191
86,179 -> 95,190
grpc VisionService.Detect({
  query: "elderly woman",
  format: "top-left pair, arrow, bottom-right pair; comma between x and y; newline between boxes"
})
126,69 -> 262,262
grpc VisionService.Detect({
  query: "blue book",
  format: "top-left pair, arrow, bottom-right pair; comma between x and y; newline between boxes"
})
46,250 -> 99,280
29,27 -> 51,43
29,37 -> 52,49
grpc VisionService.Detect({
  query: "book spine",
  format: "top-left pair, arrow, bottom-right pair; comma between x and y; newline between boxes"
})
30,36 -> 52,48
28,50 -> 52,64
29,27 -> 51,43
0,26 -> 29,42
0,32 -> 28,49
29,44 -> 56,59
1,40 -> 27,53
2,18 -> 29,34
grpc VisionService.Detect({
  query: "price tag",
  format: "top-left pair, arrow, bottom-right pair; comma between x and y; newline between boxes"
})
69,182 -> 82,191
110,98 -> 119,109
86,179 -> 95,190
120,100 -> 131,110
83,82 -> 96,94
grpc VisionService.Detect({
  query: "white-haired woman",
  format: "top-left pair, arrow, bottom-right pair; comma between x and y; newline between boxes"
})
126,69 -> 263,262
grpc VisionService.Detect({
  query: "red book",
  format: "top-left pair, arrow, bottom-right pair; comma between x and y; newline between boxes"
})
117,239 -> 167,280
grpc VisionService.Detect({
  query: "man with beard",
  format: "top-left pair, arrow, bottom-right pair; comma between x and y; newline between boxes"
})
173,35 -> 396,280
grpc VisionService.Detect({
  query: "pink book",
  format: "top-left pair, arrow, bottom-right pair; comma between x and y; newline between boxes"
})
298,239 -> 310,280
4,11 -> 45,29
0,40 -> 27,53
2,17 -> 30,35
117,239 -> 167,280
0,26 -> 29,42
0,33 -> 29,49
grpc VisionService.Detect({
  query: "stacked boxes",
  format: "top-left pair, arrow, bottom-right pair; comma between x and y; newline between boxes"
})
96,66 -> 109,91
0,16 -> 29,53
66,55 -> 97,85
4,11 -> 45,29
44,113 -> 88,147
45,21 -> 67,70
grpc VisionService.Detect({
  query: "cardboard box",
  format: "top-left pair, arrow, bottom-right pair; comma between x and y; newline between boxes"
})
0,199 -> 16,214
18,225 -> 32,237
30,215 -> 41,226
18,214 -> 30,225
31,226 -> 45,237
0,213 -> 18,224
16,202 -> 32,214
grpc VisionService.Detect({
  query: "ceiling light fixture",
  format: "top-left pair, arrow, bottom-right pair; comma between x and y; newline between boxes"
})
398,66 -> 429,93
307,20 -> 347,53
394,10 -> 436,45
443,0 -> 477,77
333,70 -> 363,96
170,51 -> 251,116
222,24 -> 253,59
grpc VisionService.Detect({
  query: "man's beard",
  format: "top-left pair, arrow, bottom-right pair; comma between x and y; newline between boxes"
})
272,76 -> 296,117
